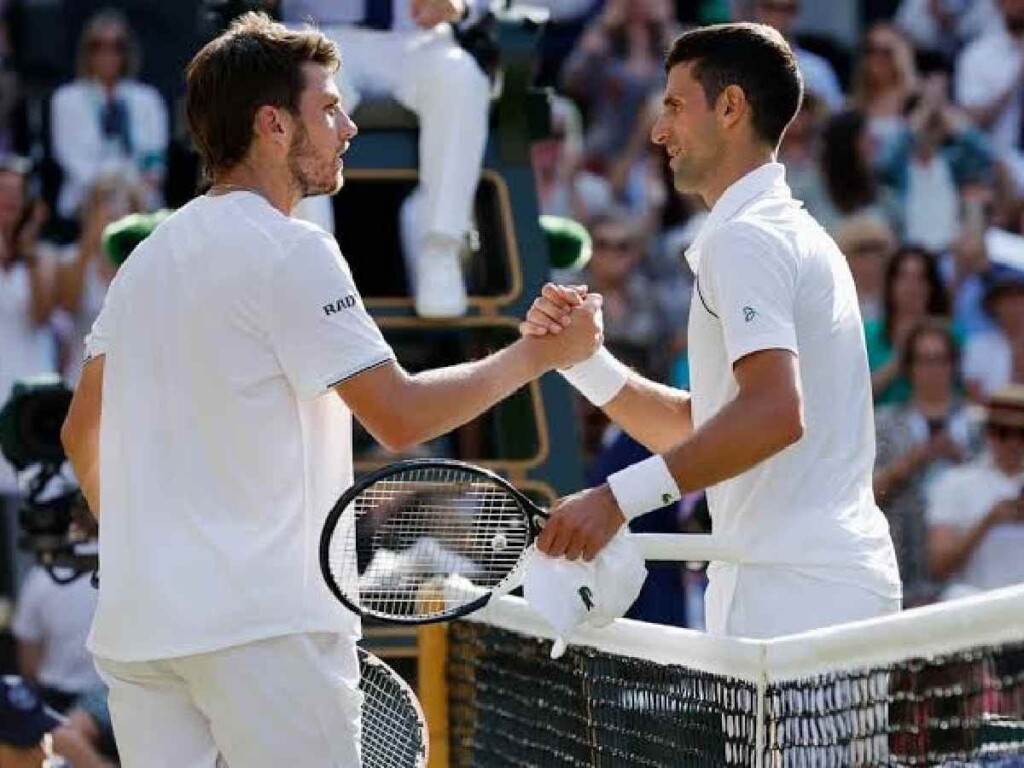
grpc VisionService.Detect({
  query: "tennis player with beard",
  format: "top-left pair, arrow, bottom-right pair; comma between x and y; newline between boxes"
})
59,13 -> 601,767
524,23 -> 902,639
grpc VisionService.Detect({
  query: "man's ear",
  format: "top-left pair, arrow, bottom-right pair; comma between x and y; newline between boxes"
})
254,104 -> 292,149
718,84 -> 748,130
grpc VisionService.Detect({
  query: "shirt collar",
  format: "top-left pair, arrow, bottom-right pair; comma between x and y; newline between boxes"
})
685,162 -> 791,271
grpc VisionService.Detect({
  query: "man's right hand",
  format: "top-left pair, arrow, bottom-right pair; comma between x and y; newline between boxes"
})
519,283 -> 588,337
528,292 -> 604,371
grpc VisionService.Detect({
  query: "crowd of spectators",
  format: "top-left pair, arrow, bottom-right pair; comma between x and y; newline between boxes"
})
3,0 -> 1024,760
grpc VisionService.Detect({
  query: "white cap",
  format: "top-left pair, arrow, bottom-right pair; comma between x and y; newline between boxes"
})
523,531 -> 647,658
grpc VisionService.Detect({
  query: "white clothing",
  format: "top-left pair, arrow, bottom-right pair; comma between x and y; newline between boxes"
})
0,262 -> 58,492
308,24 -> 489,244
904,154 -> 961,252
794,46 -> 844,112
896,0 -> 1000,53
955,25 -> 1024,189
963,330 -> 1012,397
96,632 -> 362,768
685,163 -> 901,636
54,245 -> 110,386
84,192 -> 394,661
280,0 -> 489,29
705,566 -> 901,639
51,79 -> 168,218
11,566 -> 102,693
926,456 -> 1024,597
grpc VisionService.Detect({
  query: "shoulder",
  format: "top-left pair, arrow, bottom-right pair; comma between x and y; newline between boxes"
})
52,80 -> 90,106
704,217 -> 800,277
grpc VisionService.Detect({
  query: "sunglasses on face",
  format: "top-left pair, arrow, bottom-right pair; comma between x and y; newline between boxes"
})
89,37 -> 127,53
863,43 -> 894,57
594,237 -> 634,253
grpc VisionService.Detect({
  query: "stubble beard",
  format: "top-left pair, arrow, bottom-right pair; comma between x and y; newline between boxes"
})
288,123 -> 343,198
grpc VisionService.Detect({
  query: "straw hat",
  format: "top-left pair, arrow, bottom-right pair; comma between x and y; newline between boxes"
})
986,385 -> 1024,429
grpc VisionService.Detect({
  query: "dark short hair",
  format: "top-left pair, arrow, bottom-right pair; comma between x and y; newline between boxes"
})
185,12 -> 339,177
665,23 -> 803,149
882,245 -> 950,343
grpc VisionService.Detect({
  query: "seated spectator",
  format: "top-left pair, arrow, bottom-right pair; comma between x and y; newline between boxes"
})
50,9 -> 168,222
878,72 -> 996,253
874,320 -> 980,607
560,0 -> 678,172
834,213 -> 897,323
955,0 -> 1024,194
278,0 -> 491,318
927,385 -> 1024,600
896,0 -> 999,60
817,110 -> 901,235
752,0 -> 844,111
0,156 -> 57,570
867,245 -> 953,403
849,23 -> 920,162
963,265 -> 1024,399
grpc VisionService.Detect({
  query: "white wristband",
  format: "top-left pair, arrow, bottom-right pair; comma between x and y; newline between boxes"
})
558,347 -> 629,407
607,455 -> 682,521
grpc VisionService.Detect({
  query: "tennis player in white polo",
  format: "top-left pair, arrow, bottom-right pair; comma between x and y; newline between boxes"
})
524,23 -> 901,638
59,13 -> 601,767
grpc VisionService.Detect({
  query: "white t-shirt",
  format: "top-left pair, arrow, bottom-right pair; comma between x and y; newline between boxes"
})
956,25 -> 1024,154
12,566 -> 102,693
963,330 -> 1012,397
926,456 -> 1024,597
685,163 -> 901,627
85,192 -> 395,662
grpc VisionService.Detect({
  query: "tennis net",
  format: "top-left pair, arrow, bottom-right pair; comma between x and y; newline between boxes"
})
447,585 -> 1024,767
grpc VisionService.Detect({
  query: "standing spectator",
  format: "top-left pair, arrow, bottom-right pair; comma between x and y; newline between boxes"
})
849,23 -> 920,162
560,0 -> 679,172
896,0 -> 1000,59
874,320 -> 980,606
752,0 -> 844,111
867,245 -> 952,404
963,265 -> 1024,399
878,72 -> 996,253
817,110 -> 900,234
927,385 -> 1024,600
955,0 -> 1024,194
834,213 -> 897,323
50,9 -> 168,221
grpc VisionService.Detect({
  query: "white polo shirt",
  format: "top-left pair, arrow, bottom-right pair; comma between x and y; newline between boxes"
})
84,192 -> 394,662
685,164 -> 901,627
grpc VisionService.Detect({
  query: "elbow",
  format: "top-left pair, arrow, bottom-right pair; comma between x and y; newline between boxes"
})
373,420 -> 421,454
60,417 -> 80,460
774,399 -> 805,450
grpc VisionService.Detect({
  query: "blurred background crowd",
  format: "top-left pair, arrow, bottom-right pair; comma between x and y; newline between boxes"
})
3,0 -> 1024,763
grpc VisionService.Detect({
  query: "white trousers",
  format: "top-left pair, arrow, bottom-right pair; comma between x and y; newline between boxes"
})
94,633 -> 362,768
705,564 -> 901,639
298,25 -> 490,244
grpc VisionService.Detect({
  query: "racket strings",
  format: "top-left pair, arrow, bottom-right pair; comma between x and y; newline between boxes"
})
359,649 -> 426,767
328,466 -> 531,620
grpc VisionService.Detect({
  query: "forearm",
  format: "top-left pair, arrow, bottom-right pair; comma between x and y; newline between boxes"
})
871,358 -> 901,397
26,258 -> 55,325
16,642 -> 42,683
392,340 -> 547,449
930,519 -> 991,581
65,435 -> 100,519
662,389 -> 802,494
873,446 -> 925,499
56,251 -> 92,312
602,375 -> 693,454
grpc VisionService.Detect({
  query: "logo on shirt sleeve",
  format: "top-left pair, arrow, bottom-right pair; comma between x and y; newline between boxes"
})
577,585 -> 595,611
323,294 -> 358,316
742,306 -> 758,323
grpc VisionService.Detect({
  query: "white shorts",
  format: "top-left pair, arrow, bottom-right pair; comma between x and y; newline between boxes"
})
706,564 -> 901,639
95,632 -> 362,768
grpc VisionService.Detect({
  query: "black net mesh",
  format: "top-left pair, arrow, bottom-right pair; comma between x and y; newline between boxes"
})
448,622 -> 1024,768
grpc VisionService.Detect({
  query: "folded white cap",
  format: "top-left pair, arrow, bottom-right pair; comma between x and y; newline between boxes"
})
523,530 -> 647,658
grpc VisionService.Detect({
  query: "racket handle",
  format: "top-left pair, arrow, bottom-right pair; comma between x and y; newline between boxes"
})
629,533 -> 741,563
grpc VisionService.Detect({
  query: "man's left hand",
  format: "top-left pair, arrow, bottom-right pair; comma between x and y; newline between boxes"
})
411,0 -> 466,28
536,484 -> 626,561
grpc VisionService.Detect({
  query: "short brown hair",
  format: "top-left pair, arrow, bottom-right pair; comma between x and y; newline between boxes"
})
185,12 -> 339,177
665,23 -> 803,149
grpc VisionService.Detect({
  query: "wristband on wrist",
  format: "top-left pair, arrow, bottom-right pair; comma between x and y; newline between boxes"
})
558,347 -> 629,407
607,455 -> 682,521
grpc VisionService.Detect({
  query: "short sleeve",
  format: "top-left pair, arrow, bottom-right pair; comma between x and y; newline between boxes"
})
84,268 -> 124,361
701,222 -> 799,367
11,568 -> 45,642
267,230 -> 394,400
925,471 -> 967,528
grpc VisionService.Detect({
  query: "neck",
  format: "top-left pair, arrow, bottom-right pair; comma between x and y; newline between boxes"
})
912,390 -> 951,416
702,146 -> 776,209
212,159 -> 298,216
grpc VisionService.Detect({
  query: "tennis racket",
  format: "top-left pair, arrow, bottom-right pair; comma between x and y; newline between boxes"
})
358,647 -> 427,768
320,458 -> 738,625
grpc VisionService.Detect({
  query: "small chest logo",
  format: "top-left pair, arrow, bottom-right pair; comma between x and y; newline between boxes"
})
323,295 -> 357,316
578,585 -> 595,611
742,306 -> 758,323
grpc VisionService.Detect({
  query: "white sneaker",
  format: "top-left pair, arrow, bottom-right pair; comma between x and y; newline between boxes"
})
414,245 -> 468,318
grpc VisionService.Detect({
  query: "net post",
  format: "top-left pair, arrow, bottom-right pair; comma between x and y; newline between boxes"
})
418,623 -> 449,768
